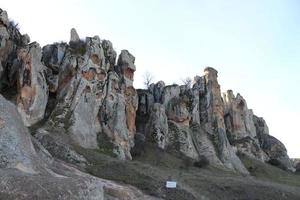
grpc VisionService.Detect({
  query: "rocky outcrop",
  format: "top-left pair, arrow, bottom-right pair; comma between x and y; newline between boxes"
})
0,95 -> 39,172
136,68 -> 247,173
223,90 -> 257,140
136,66 -> 295,174
39,30 -> 138,159
0,9 -> 46,127
16,42 -> 48,126
0,93 -> 159,200
223,90 -> 269,161
145,103 -> 168,149
0,8 -> 138,159
0,6 -> 140,160
199,67 -> 248,173
0,9 -> 297,200
0,8 -> 29,94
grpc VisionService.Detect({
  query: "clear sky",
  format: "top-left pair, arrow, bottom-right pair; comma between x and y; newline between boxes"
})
1,0 -> 299,157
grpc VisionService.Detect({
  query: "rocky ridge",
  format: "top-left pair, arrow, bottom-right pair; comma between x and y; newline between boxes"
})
0,8 -> 297,199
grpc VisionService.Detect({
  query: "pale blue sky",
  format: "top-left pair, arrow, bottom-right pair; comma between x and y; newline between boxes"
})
1,0 -> 299,157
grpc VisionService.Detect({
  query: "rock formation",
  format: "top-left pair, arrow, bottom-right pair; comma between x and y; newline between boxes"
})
135,67 -> 295,173
0,94 -> 158,200
16,42 -> 49,126
0,8 -> 297,200
223,90 -> 269,161
40,30 -> 137,160
136,67 -> 249,173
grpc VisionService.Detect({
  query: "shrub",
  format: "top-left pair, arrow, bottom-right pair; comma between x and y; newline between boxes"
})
194,156 -> 209,168
69,39 -> 86,55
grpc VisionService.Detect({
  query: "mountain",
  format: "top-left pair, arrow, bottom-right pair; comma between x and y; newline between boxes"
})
0,8 -> 299,200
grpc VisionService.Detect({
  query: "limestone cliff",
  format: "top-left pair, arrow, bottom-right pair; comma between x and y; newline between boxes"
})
135,67 -> 294,172
0,8 -> 297,200
135,67 -> 295,174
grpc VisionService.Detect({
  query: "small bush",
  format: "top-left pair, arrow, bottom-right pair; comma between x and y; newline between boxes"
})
194,156 -> 209,168
69,40 -> 86,55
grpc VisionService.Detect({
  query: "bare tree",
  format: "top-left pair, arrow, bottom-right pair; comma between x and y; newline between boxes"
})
181,77 -> 192,88
143,71 -> 154,89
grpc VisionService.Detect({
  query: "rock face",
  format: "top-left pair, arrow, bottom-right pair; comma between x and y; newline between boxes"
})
0,94 -> 159,200
0,8 -> 138,160
199,67 -> 248,173
16,42 -> 48,126
223,91 -> 269,162
223,90 -> 257,140
0,7 -> 297,200
39,31 -> 137,159
145,103 -> 168,149
0,95 -> 39,172
136,69 -> 247,173
0,8 -> 29,93
135,67 -> 295,173
252,115 -> 295,171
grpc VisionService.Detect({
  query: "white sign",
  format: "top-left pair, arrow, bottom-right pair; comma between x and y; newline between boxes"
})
166,181 -> 177,188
